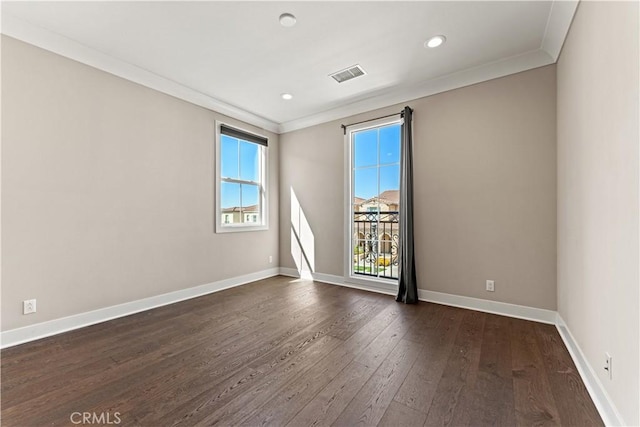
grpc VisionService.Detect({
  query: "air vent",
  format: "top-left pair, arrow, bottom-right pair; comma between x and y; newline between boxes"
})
329,64 -> 366,83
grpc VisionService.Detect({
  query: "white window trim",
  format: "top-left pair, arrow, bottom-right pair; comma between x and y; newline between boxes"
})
215,120 -> 269,233
343,115 -> 403,289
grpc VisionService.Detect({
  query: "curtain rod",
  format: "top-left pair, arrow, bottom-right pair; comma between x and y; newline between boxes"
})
340,107 -> 413,135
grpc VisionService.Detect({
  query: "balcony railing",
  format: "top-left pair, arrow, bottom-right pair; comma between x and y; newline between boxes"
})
353,211 -> 399,280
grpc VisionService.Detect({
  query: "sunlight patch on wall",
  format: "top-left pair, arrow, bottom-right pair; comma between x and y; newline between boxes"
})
291,187 -> 315,279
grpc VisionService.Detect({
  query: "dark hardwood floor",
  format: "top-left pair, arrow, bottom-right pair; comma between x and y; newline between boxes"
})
1,276 -> 603,426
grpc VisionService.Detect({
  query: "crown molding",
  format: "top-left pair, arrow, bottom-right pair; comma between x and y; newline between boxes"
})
278,48 -> 554,133
278,0 -> 577,134
2,0 -> 577,136
1,13 -> 280,134
540,0 -> 579,61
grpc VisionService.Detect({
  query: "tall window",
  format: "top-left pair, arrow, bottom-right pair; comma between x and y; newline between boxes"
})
347,117 -> 401,282
216,123 -> 268,232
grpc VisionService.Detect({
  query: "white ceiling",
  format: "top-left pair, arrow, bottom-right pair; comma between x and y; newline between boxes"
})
1,1 -> 577,133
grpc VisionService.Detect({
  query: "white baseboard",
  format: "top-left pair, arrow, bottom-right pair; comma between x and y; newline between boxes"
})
555,314 -> 625,426
417,289 -> 557,324
280,267 -> 555,324
0,268 -> 280,349
278,267 -> 302,278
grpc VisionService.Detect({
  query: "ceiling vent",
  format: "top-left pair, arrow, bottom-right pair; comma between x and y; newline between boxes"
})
329,64 -> 366,83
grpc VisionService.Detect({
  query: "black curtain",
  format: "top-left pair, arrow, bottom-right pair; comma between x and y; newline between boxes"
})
396,106 -> 418,304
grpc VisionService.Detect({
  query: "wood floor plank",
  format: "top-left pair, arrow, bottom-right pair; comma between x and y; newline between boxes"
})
402,302 -> 445,343
246,298 -> 381,370
105,305 -> 348,424
125,299 -> 370,422
0,277 -> 604,427
2,292 -> 339,424
285,361 -> 376,427
0,312 -> 255,412
467,313 -> 516,426
378,400 -> 427,427
326,299 -> 390,341
239,303 -> 407,426
333,338 -> 422,426
423,309 -> 486,426
393,305 -> 464,413
1,314 -> 258,425
138,296 -> 383,425
194,335 -> 343,426
285,303 -> 424,427
534,323 -> 603,426
511,318 -> 562,426
1,277 -> 315,396
353,305 -> 422,370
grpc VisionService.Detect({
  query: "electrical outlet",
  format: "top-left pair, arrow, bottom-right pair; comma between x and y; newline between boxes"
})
604,353 -> 612,379
269,255 -> 273,264
23,299 -> 37,315
486,280 -> 495,292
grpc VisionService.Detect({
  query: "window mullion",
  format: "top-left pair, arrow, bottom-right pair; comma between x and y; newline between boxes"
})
237,138 -> 241,181
222,177 -> 260,186
239,181 -> 243,223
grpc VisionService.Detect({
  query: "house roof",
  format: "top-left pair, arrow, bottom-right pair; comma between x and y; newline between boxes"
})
379,190 -> 399,204
355,190 -> 399,206
221,204 -> 259,213
353,197 -> 366,205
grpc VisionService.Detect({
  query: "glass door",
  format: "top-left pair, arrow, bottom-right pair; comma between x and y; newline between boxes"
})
349,118 -> 401,282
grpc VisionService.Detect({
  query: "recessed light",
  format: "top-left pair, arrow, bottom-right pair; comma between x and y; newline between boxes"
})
279,13 -> 296,27
281,93 -> 293,100
425,35 -> 446,48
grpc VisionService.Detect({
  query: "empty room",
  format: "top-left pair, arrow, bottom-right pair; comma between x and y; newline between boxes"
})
1,1 -> 638,426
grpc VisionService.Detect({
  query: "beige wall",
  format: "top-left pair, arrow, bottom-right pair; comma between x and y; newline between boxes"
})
557,2 -> 639,424
1,36 -> 279,331
280,65 -> 557,310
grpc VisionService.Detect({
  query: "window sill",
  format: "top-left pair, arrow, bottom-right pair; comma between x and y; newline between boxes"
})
215,224 -> 269,234
344,275 -> 398,294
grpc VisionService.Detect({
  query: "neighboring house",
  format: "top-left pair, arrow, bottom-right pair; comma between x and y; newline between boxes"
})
353,190 -> 399,255
355,190 -> 399,212
221,204 -> 260,224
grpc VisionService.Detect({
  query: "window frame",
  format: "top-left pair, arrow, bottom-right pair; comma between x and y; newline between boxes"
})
215,121 -> 269,233
343,115 -> 402,291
